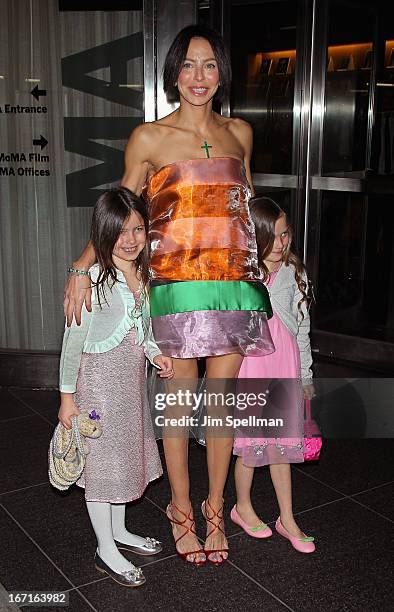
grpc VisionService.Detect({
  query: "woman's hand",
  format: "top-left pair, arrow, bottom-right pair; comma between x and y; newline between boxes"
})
303,383 -> 316,400
64,273 -> 92,327
58,394 -> 81,430
153,355 -> 174,379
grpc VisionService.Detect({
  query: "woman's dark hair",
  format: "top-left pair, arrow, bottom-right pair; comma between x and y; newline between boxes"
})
250,196 -> 309,315
91,187 -> 150,304
163,24 -> 231,103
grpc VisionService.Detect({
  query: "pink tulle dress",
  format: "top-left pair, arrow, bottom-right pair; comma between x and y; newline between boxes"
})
233,270 -> 304,467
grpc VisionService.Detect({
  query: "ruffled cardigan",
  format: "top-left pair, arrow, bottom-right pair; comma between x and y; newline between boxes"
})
59,264 -> 161,393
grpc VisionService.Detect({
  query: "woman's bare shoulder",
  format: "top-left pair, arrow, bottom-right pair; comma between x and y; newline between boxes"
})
126,115 -> 177,154
225,116 -> 252,140
122,118 -> 179,191
126,121 -> 163,149
221,116 -> 253,158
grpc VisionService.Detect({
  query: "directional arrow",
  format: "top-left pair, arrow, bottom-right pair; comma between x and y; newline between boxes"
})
33,135 -> 48,150
31,85 -> 47,100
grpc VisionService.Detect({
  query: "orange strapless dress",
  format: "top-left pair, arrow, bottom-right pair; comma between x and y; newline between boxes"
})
143,157 -> 274,358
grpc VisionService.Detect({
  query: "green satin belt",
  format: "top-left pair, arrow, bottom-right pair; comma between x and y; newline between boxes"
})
150,280 -> 272,318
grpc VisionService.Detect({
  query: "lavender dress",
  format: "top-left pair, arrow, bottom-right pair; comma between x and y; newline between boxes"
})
75,318 -> 162,502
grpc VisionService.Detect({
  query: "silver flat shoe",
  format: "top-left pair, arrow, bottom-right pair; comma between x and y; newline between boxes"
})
94,552 -> 146,587
114,536 -> 163,556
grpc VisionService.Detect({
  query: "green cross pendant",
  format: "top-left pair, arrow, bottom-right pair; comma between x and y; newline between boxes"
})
201,140 -> 212,158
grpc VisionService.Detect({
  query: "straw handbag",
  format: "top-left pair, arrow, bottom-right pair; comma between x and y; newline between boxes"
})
48,414 -> 102,491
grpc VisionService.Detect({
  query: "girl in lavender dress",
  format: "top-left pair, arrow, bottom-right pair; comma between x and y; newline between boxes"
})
232,197 -> 317,553
58,188 -> 174,587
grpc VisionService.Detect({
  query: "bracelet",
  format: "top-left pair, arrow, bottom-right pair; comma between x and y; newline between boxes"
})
67,267 -> 91,278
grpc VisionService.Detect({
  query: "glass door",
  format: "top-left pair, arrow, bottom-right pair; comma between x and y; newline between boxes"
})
222,0 -> 394,370
307,0 -> 394,370
226,0 -> 311,255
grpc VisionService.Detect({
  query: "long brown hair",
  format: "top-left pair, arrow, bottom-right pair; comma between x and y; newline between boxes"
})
250,196 -> 309,315
91,187 -> 150,304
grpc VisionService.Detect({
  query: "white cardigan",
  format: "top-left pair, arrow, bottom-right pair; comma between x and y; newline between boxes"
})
59,265 -> 161,393
266,263 -> 313,383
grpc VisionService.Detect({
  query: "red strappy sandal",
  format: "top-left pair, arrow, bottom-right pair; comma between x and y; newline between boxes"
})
201,499 -> 229,565
166,503 -> 206,566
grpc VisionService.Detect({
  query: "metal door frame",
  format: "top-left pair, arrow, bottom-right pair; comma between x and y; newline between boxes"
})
143,0 -> 197,121
306,0 -> 394,370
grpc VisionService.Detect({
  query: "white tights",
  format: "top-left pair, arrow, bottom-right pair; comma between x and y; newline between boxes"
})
86,501 -> 146,573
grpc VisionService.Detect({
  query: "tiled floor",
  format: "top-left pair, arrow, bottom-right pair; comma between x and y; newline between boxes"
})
0,387 -> 393,612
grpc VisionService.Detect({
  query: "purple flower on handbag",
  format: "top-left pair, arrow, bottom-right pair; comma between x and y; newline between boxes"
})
88,410 -> 100,421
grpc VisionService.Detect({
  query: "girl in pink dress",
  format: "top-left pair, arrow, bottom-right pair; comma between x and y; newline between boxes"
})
232,197 -> 316,553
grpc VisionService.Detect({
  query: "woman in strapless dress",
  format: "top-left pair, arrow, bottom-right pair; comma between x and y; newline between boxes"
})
64,25 -> 274,566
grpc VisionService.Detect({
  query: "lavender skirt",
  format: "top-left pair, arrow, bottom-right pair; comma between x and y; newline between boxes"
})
152,310 -> 274,359
75,330 -> 162,502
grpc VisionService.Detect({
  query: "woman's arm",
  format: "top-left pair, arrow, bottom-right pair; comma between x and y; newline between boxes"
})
229,118 -> 255,196
121,123 -> 155,193
64,241 -> 95,326
64,123 -> 153,326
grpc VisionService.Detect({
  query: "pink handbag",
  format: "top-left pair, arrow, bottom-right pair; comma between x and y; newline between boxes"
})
304,399 -> 322,461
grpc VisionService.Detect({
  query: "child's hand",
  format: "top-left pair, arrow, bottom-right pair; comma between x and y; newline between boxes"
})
153,355 -> 174,378
58,394 -> 81,430
303,384 -> 316,400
